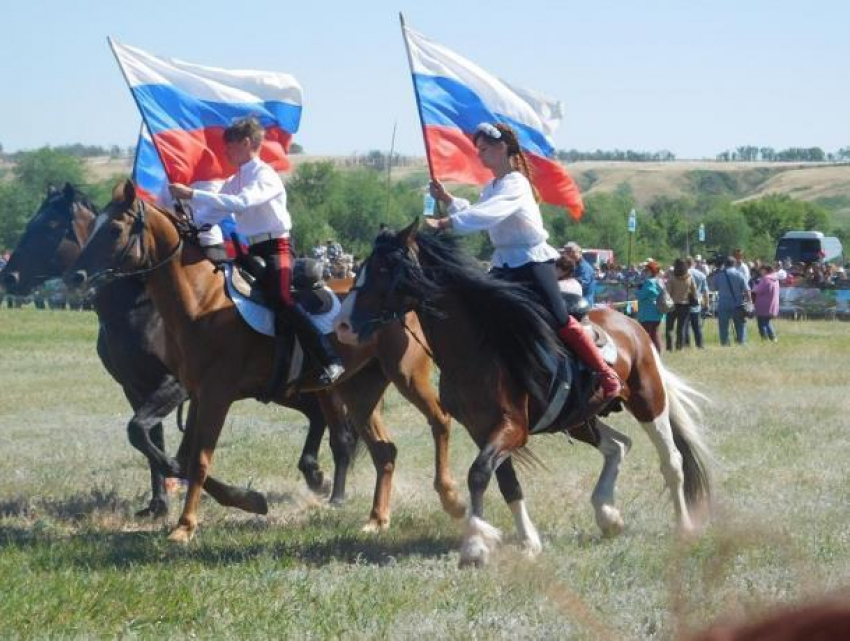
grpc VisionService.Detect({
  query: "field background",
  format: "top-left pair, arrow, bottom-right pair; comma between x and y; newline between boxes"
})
73,156 -> 850,224
1,307 -> 849,639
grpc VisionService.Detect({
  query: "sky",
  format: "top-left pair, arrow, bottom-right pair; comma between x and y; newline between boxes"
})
1,0 -> 848,159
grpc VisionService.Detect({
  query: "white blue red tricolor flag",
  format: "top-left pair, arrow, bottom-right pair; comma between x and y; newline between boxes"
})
132,124 -> 244,255
110,38 -> 302,185
401,23 -> 584,219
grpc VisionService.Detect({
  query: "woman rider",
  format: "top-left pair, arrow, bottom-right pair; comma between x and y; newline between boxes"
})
424,122 -> 621,405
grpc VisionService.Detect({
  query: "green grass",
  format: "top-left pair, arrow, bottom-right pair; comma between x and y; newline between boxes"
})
1,307 -> 849,639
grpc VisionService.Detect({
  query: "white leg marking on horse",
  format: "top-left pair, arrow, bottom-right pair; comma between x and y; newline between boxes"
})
591,422 -> 631,537
509,499 -> 542,558
640,410 -> 693,534
459,516 -> 502,568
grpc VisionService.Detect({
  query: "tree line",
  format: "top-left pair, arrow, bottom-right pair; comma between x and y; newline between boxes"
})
1,148 -> 847,267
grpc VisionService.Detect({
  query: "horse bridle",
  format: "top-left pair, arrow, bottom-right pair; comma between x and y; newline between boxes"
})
86,200 -> 183,285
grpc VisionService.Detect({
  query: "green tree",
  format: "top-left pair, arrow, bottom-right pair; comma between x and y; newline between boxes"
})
0,149 -> 87,249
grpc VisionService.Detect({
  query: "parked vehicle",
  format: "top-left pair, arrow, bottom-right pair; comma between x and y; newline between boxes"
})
775,231 -> 843,265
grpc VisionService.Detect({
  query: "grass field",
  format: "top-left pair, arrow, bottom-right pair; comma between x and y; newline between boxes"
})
1,307 -> 848,639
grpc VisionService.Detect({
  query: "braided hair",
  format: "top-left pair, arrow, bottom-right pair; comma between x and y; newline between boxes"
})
473,122 -> 540,202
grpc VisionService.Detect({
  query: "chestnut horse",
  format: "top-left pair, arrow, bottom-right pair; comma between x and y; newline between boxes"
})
336,222 -> 714,566
0,183 -> 333,515
67,180 -> 464,542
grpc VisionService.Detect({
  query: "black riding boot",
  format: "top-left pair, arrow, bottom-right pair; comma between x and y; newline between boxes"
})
257,331 -> 292,404
280,304 -> 345,386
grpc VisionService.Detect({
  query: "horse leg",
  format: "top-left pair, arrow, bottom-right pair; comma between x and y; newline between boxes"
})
572,419 -> 632,537
168,393 -> 233,543
390,360 -> 465,519
315,389 -> 356,506
125,378 -> 187,517
494,457 -> 542,558
290,393 -> 331,495
338,364 -> 397,531
638,403 -> 695,535
460,421 -> 525,568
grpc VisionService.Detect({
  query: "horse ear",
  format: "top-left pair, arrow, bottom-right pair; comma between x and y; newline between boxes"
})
397,217 -> 420,248
122,179 -> 137,204
62,182 -> 75,200
112,179 -> 136,205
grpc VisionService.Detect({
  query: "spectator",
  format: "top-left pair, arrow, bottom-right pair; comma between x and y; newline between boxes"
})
752,264 -> 780,342
555,256 -> 583,296
732,248 -> 751,282
665,258 -> 698,351
712,255 -> 752,346
684,256 -> 708,349
774,260 -> 788,283
635,260 -> 666,353
562,242 -> 596,305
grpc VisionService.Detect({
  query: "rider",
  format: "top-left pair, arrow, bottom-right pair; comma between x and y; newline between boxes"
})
169,117 -> 344,390
424,122 -> 621,405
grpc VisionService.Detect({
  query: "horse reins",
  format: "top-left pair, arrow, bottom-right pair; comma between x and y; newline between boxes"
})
86,200 -> 183,285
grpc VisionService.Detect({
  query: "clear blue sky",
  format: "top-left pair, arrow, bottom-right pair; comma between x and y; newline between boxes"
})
2,0 -> 848,158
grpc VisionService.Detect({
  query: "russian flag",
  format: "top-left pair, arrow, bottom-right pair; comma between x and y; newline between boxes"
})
132,124 -> 245,257
110,39 -> 302,185
402,25 -> 584,219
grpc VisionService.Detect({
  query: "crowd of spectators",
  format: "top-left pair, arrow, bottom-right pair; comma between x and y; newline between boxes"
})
556,242 -> 849,352
311,239 -> 357,280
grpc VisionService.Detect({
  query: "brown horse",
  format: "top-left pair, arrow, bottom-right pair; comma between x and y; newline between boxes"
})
335,222 -> 714,566
67,180 -> 464,543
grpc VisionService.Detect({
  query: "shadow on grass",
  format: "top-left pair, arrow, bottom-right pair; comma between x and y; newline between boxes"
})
0,520 -> 456,570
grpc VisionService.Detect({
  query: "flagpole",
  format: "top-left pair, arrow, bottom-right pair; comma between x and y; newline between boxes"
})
107,37 -> 175,185
399,13 -> 436,181
385,120 -> 397,217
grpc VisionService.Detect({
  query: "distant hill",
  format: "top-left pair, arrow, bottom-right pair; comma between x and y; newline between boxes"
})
15,155 -> 849,223
569,160 -> 850,221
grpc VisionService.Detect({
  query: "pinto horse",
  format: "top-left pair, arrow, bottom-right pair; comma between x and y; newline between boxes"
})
335,222 -> 714,566
0,183 -> 334,516
66,180 -> 464,542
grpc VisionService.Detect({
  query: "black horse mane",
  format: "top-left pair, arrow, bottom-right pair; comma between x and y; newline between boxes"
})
378,229 -> 563,402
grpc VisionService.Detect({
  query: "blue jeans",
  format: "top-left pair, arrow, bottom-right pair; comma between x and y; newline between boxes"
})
757,315 -> 776,340
717,308 -> 747,345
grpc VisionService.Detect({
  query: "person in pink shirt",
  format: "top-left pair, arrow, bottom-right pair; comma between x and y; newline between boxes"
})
752,264 -> 780,341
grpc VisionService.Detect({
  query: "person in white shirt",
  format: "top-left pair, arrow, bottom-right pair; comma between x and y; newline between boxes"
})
425,122 -> 621,406
169,117 -> 344,392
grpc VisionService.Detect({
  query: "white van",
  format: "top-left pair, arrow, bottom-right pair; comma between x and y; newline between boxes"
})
775,231 -> 843,265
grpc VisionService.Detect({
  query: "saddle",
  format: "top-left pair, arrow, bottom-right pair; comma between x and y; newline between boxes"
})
228,255 -> 336,316
530,316 -> 619,436
223,255 -> 342,394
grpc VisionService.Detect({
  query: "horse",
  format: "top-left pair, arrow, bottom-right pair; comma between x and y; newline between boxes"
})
0,183 -> 334,516
66,180 -> 465,543
335,221 -> 714,566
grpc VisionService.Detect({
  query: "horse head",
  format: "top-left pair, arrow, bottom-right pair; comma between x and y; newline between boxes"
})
66,180 -> 179,289
335,218 -> 423,345
0,183 -> 97,296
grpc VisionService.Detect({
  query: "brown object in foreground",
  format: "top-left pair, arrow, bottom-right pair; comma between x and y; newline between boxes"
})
689,601 -> 850,641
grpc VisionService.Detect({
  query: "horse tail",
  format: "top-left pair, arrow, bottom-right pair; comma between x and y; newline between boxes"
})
656,355 -> 714,510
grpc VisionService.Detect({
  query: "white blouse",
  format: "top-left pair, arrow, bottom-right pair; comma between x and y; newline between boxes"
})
448,171 -> 559,268
191,157 -> 291,238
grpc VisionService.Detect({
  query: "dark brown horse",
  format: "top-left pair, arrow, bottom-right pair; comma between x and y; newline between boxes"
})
0,183 -> 334,516
336,222 -> 714,566
66,180 -> 464,542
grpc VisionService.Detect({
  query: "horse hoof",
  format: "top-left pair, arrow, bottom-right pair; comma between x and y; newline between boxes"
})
522,538 -> 543,559
243,490 -> 269,515
596,506 -> 625,538
135,501 -> 168,519
328,495 -> 346,508
361,519 -> 389,534
440,492 -> 467,520
458,554 -> 486,569
167,525 -> 195,544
